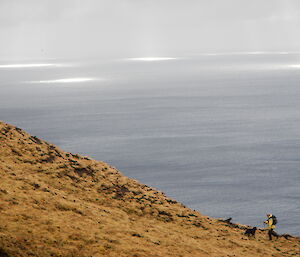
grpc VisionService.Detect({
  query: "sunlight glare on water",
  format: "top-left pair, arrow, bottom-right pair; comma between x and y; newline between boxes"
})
126,57 -> 177,62
0,63 -> 65,69
29,77 -> 99,84
288,64 -> 300,69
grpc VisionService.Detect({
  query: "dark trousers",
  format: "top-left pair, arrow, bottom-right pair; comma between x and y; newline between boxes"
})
268,229 -> 279,240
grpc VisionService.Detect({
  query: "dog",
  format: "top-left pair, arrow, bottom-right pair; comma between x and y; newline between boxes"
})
244,227 -> 257,237
281,234 -> 291,240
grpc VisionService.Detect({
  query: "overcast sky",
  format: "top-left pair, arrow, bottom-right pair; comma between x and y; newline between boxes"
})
1,0 -> 300,60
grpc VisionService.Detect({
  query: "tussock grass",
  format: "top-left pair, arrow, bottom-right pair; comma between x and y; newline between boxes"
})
0,121 -> 299,257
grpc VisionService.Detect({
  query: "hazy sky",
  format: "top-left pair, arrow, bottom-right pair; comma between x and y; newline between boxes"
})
1,0 -> 300,59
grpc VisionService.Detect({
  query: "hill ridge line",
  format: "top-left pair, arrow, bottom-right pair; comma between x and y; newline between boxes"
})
0,121 -> 299,257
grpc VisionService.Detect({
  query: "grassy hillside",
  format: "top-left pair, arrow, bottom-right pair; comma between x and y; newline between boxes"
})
0,121 -> 299,257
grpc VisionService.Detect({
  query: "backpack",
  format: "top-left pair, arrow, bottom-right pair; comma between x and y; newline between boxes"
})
271,215 -> 277,225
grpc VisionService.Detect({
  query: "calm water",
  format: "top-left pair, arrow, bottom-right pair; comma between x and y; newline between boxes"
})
1,53 -> 300,235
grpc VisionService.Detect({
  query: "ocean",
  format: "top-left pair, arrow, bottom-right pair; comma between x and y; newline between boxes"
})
1,53 -> 299,235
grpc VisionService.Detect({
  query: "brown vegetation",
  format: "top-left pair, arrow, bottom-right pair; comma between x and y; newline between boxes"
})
0,121 -> 299,256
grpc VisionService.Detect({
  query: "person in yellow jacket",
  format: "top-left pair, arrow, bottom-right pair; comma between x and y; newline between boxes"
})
264,214 -> 279,240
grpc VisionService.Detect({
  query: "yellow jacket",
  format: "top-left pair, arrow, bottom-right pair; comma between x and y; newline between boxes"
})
265,217 -> 276,229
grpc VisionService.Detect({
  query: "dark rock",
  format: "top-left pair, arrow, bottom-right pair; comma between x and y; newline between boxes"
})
32,183 -> 40,189
0,247 -> 10,257
158,210 -> 172,217
114,185 -> 130,199
132,233 -> 143,238
29,136 -> 43,145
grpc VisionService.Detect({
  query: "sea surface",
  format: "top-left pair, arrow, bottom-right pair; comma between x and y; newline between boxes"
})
1,53 -> 300,236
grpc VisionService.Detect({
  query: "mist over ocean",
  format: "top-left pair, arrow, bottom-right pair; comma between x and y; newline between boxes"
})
1,53 -> 300,235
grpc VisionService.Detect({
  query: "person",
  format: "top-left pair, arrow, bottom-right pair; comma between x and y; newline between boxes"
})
264,214 -> 279,240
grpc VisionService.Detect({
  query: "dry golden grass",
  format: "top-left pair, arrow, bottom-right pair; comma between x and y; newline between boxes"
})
0,121 -> 299,257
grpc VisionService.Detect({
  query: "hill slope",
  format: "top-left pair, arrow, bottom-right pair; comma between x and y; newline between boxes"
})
0,121 -> 299,257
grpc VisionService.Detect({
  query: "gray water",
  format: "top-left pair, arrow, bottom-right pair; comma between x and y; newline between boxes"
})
1,53 -> 299,236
